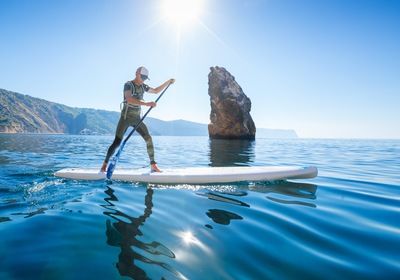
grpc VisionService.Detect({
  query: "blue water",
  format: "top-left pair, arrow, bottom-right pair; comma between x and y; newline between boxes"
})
0,134 -> 399,279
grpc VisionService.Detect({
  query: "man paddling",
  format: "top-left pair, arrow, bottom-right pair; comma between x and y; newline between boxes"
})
100,67 -> 175,173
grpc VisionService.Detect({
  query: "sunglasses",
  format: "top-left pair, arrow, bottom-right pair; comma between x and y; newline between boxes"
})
140,74 -> 148,81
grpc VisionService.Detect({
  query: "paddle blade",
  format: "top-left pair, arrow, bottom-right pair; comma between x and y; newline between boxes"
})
106,159 -> 117,179
106,142 -> 125,179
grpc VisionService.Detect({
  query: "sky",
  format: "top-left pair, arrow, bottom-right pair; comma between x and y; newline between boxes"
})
1,0 -> 399,139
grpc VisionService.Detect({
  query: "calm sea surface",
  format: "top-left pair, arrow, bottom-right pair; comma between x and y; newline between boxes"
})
0,134 -> 399,280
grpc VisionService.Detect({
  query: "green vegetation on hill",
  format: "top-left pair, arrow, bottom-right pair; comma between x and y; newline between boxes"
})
0,89 -> 118,134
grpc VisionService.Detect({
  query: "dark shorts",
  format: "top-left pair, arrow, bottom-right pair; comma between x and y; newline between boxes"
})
116,105 -> 153,140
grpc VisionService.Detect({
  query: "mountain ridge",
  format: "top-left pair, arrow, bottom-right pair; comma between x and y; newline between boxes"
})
0,88 -> 297,138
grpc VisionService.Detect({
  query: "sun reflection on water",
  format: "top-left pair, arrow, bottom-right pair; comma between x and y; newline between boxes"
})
181,230 -> 196,244
174,227 -> 212,255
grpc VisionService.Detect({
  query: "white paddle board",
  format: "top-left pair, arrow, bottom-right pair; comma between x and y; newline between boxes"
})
55,166 -> 318,184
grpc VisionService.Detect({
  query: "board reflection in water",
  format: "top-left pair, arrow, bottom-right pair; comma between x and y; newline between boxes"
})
208,139 -> 255,167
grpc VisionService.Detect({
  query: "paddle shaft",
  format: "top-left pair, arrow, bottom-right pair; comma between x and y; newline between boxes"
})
106,82 -> 172,179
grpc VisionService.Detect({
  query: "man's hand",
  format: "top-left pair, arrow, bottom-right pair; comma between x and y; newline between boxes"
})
147,101 -> 157,108
169,78 -> 176,84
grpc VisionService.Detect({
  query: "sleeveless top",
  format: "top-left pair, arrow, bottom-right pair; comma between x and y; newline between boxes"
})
121,81 -> 150,119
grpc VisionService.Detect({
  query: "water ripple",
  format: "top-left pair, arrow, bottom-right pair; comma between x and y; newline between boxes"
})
1,135 -> 399,279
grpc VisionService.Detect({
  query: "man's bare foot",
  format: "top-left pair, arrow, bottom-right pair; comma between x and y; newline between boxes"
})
100,162 -> 108,172
151,163 -> 162,173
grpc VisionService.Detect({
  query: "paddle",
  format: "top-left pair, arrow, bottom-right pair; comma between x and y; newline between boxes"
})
106,82 -> 172,179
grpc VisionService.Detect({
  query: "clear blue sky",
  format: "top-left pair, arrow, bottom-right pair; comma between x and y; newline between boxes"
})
1,0 -> 399,139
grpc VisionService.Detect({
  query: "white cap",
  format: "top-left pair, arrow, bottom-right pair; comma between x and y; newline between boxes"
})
139,67 -> 150,80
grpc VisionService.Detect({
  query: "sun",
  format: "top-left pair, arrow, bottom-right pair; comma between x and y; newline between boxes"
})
163,0 -> 203,26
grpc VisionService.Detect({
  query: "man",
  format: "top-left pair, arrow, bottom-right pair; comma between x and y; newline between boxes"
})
100,66 -> 175,173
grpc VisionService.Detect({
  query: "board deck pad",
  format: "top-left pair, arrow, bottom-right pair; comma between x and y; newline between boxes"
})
55,166 -> 318,184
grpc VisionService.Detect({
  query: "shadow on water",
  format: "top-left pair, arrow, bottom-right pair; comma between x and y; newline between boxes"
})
251,181 -> 318,208
196,192 -> 248,227
205,209 -> 243,225
208,139 -> 255,166
197,192 -> 249,207
197,180 -> 318,229
102,186 -> 185,280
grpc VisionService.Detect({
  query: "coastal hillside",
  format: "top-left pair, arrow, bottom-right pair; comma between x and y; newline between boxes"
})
0,88 -> 297,138
0,89 -> 118,134
0,89 -> 209,136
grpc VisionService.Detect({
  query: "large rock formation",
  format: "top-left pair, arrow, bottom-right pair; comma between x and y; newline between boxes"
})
208,66 -> 256,140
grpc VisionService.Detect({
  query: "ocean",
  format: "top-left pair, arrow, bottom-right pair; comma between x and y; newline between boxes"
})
0,134 -> 399,280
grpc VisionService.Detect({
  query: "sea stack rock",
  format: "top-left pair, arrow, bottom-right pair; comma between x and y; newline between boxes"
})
208,66 -> 256,140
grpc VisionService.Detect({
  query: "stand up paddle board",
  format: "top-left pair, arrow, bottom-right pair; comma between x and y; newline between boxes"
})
55,166 -> 318,184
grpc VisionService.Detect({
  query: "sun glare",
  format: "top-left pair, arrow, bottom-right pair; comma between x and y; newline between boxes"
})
163,0 -> 203,25
182,230 -> 196,244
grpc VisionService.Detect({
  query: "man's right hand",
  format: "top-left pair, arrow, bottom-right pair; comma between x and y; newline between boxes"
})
147,101 -> 157,107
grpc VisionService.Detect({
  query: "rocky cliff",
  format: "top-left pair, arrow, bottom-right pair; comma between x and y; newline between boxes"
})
0,89 -> 118,134
208,66 -> 256,140
0,89 -> 212,136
